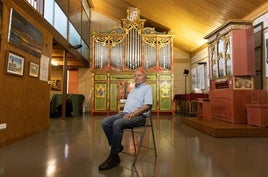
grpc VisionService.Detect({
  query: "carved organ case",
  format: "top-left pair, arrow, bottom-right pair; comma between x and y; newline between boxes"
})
92,8 -> 174,115
205,20 -> 255,123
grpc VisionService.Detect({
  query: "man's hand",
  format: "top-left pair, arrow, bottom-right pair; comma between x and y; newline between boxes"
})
123,104 -> 151,119
123,113 -> 135,119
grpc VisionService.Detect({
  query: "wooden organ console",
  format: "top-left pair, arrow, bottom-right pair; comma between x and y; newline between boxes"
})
91,7 -> 174,115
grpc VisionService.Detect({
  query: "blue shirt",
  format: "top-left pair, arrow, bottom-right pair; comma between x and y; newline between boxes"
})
123,83 -> 153,116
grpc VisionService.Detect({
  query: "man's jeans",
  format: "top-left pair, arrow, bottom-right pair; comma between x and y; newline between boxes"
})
101,112 -> 146,155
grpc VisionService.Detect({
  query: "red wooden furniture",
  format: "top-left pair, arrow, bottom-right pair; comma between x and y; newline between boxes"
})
246,104 -> 268,127
204,20 -> 255,123
209,90 -> 251,123
197,98 -> 211,120
246,90 -> 268,126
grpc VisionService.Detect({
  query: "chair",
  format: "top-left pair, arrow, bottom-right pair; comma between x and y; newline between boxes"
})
126,113 -> 157,166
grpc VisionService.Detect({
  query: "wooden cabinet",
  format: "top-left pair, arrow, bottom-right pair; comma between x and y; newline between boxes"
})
197,98 -> 211,120
209,90 -> 251,123
204,20 -> 255,123
246,104 -> 268,126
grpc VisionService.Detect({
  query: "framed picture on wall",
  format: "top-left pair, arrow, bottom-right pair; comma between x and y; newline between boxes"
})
6,51 -> 24,77
29,62 -> 39,77
8,9 -> 43,58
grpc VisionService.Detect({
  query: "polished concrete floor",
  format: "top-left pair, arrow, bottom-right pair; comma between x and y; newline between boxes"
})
1,114 -> 268,177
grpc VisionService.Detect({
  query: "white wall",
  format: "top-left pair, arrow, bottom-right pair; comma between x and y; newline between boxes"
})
189,47 -> 209,93
173,48 -> 191,94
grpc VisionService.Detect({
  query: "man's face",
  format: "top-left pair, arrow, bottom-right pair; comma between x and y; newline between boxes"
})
134,70 -> 146,85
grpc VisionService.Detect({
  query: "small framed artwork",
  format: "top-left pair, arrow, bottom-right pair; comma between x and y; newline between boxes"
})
6,51 -> 24,77
29,62 -> 39,77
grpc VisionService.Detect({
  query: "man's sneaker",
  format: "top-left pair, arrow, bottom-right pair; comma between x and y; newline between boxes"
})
98,154 -> 121,171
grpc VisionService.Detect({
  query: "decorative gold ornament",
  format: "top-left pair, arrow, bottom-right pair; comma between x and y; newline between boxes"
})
95,35 -> 125,47
96,84 -> 106,98
160,84 -> 170,98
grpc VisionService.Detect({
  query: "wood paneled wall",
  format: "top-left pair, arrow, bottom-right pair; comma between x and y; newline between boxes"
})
0,1 -> 52,147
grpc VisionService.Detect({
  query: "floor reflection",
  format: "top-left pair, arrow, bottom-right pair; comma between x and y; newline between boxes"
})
0,114 -> 268,177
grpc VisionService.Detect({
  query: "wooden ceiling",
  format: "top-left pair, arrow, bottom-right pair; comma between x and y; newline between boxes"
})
89,0 -> 268,54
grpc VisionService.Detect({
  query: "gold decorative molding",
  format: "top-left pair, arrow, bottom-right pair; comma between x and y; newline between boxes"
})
94,35 -> 125,47
142,36 -> 173,48
233,76 -> 254,90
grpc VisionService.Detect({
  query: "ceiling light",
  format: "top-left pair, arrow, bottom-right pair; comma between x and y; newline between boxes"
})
51,60 -> 58,66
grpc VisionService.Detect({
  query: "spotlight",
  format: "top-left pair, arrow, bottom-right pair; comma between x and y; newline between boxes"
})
183,69 -> 189,76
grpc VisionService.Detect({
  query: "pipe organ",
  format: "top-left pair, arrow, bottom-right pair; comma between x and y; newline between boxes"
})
91,7 -> 174,115
204,20 -> 255,123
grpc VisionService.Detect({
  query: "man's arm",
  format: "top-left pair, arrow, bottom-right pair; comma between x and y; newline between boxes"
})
123,104 -> 152,119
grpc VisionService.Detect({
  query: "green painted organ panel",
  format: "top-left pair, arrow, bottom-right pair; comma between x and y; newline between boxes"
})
150,83 -> 157,111
92,73 -> 173,113
110,75 -> 133,81
110,83 -> 118,111
159,81 -> 172,110
95,74 -> 107,81
159,74 -> 172,81
94,83 -> 107,110
147,74 -> 157,80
